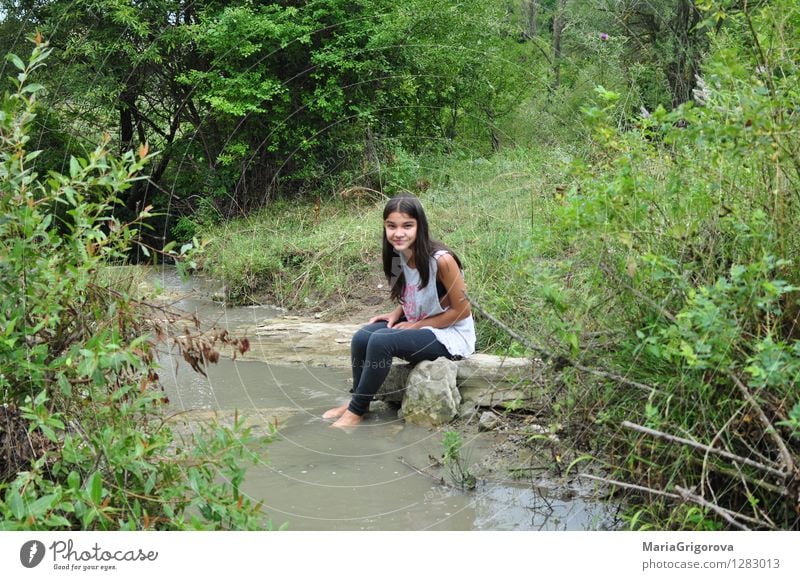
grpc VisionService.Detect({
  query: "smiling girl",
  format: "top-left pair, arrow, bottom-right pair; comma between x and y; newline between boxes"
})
323,195 -> 476,428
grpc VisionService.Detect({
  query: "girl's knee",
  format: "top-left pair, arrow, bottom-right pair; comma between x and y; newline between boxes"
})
352,328 -> 371,348
352,323 -> 388,349
364,330 -> 399,356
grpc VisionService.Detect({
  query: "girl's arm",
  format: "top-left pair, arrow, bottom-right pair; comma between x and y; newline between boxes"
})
394,253 -> 471,330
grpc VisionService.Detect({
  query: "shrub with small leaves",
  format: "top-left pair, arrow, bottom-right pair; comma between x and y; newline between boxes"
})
0,37 -> 274,531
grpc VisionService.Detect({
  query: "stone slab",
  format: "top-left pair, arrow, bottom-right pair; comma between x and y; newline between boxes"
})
230,317 -> 546,408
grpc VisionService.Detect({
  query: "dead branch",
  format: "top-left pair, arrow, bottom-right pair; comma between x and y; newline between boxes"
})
397,456 -> 447,486
727,370 -> 796,476
701,405 -> 744,509
580,474 -> 771,529
682,453 -> 788,496
674,486 -> 752,530
466,292 -> 661,395
622,420 -> 787,479
579,473 -> 681,499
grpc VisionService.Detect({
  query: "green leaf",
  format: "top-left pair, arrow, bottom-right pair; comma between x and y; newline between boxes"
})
40,424 -> 57,442
7,489 -> 25,520
57,374 -> 72,397
46,516 -> 71,528
6,53 -> 25,71
34,390 -> 47,407
565,454 -> 594,475
82,509 -> 97,528
567,332 -> 579,354
87,471 -> 103,504
28,494 -> 57,518
0,522 -> 20,531
67,471 -> 81,491
21,83 -> 45,94
144,471 -> 157,495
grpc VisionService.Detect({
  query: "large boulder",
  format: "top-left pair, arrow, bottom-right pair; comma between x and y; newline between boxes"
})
375,364 -> 413,404
398,358 -> 460,426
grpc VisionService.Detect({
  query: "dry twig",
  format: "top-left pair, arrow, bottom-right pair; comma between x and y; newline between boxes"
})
622,420 -> 787,478
674,486 -> 754,531
466,292 -> 660,395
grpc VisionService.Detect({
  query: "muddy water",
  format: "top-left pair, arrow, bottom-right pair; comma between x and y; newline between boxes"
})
151,266 -> 619,530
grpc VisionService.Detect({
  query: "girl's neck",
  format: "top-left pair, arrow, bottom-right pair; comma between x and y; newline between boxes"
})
402,248 -> 415,268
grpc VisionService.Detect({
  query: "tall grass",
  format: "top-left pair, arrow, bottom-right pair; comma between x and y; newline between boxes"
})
532,3 -> 800,529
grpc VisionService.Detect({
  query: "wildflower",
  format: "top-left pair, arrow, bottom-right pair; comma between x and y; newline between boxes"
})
692,74 -> 710,106
599,33 -> 609,41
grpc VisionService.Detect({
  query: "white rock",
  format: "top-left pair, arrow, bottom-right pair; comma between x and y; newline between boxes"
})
399,358 -> 460,426
478,411 -> 501,431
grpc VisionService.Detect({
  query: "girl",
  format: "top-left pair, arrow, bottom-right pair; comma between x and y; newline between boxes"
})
324,195 -> 476,428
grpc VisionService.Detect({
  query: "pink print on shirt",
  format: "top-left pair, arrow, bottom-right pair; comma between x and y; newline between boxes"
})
402,284 -> 427,322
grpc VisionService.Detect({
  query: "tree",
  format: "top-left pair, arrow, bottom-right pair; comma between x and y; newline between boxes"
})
526,0 -> 540,39
552,0 -> 565,89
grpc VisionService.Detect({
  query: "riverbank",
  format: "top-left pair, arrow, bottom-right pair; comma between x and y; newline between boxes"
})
141,264 -> 614,529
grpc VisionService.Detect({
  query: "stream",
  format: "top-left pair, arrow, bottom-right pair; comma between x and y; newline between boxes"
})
149,266 -> 620,531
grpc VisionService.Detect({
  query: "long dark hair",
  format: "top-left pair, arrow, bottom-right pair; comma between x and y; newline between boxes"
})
381,196 -> 463,302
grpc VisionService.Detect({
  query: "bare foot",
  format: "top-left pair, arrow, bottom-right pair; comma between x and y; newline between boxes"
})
331,410 -> 363,429
322,403 -> 349,420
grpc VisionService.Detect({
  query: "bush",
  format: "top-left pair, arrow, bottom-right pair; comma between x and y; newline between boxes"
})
532,1 -> 800,529
0,37 -> 274,530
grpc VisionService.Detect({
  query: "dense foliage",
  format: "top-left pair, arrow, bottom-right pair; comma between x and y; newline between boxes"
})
525,0 -> 800,529
0,38 -> 272,530
1,0 -> 520,240
1,0 -> 798,530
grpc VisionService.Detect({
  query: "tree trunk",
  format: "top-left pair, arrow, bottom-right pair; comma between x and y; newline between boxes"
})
125,152 -> 171,215
552,0 -> 566,90
119,88 -> 136,155
666,0 -> 703,107
526,0 -> 539,39
363,125 -> 382,192
444,94 -> 458,152
485,107 -> 500,152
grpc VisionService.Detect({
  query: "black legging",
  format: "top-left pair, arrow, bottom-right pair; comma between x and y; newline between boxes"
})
347,321 -> 458,416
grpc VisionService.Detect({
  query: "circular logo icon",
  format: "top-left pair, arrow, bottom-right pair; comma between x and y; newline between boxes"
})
20,540 -> 46,568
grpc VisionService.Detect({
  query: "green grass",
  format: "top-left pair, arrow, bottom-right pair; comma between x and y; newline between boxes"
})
198,198 -> 378,305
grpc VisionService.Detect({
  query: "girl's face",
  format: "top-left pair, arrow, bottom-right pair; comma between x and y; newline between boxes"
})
384,211 -> 417,255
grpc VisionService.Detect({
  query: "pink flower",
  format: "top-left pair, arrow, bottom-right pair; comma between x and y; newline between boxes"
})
599,33 -> 609,41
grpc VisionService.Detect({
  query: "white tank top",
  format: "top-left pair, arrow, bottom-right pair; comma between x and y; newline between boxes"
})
398,250 -> 476,358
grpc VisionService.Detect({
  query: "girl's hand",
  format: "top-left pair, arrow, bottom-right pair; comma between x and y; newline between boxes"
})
391,321 -> 417,330
369,310 -> 402,327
